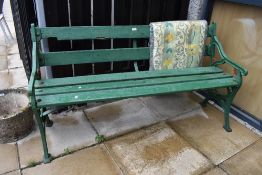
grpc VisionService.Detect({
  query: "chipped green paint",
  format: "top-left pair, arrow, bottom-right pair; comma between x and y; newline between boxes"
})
40,47 -> 150,66
36,78 -> 238,108
35,73 -> 232,96
36,25 -> 150,41
35,67 -> 223,88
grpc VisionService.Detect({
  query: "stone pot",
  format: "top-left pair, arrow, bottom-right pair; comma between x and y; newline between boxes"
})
0,89 -> 34,143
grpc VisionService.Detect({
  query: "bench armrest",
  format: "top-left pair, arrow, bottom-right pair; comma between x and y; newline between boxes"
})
28,42 -> 38,97
213,36 -> 248,76
208,22 -> 248,77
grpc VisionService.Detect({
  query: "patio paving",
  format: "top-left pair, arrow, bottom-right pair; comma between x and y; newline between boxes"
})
8,68 -> 28,89
84,98 -> 158,138
0,0 -> 27,91
106,122 -> 212,175
203,168 -> 227,175
0,93 -> 261,175
17,128 -> 47,168
22,145 -> 122,175
0,143 -> 19,174
0,45 -> 6,55
47,110 -> 97,156
221,139 -> 262,175
4,171 -> 21,175
140,93 -> 201,121
168,103 -> 260,165
7,44 -> 19,55
7,54 -> 23,69
0,70 -> 11,89
17,110 -> 97,168
0,39 -> 27,90
0,55 -> 7,71
0,68 -> 27,89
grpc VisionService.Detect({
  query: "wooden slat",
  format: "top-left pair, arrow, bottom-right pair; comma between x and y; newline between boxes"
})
36,73 -> 231,96
35,67 -> 224,88
40,47 -> 149,66
36,78 -> 238,108
36,25 -> 150,40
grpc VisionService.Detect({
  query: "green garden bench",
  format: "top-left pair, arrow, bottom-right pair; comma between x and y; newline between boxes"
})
28,21 -> 247,163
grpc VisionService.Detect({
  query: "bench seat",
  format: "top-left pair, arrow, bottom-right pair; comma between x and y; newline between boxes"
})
34,67 -> 237,108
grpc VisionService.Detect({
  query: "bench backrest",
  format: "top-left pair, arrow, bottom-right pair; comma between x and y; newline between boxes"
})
31,25 -> 150,67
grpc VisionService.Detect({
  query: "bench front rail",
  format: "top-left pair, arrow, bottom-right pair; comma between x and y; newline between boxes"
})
28,22 -> 247,163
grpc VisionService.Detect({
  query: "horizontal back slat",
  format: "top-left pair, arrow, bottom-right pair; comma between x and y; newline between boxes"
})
36,25 -> 150,40
40,47 -> 150,66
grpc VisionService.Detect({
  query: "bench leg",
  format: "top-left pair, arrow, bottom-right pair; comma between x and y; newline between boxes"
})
200,90 -> 215,107
45,116 -> 54,128
33,109 -> 52,163
201,87 -> 239,132
223,103 -> 232,132
223,87 -> 239,132
200,97 -> 209,107
41,108 -> 54,128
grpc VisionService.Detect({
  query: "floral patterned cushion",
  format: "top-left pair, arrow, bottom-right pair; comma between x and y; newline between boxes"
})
149,20 -> 207,70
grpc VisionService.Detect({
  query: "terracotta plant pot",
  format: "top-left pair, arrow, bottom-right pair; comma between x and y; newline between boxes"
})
0,89 -> 34,143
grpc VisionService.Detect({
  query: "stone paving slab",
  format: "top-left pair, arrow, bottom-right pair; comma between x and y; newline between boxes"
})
18,110 -> 97,167
4,170 -> 21,175
140,93 -> 201,121
0,46 -> 7,56
7,54 -> 23,69
47,110 -> 97,156
0,143 -> 19,174
22,145 -> 122,175
203,168 -> 227,175
106,122 -> 212,175
0,36 -> 6,45
221,139 -> 262,175
9,68 -> 28,88
168,104 -> 260,165
7,44 -> 19,55
0,70 -> 11,90
2,0 -> 16,45
17,126 -> 46,168
0,55 -> 7,71
84,99 -> 158,138
5,21 -> 16,36
3,0 -> 14,23
0,68 -> 28,90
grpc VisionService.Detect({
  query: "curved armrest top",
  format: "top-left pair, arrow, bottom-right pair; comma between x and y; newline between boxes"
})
213,36 -> 248,76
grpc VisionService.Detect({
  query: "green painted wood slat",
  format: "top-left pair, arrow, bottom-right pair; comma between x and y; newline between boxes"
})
36,78 -> 238,108
40,47 -> 150,66
36,73 -> 232,96
35,67 -> 223,88
36,25 -> 150,41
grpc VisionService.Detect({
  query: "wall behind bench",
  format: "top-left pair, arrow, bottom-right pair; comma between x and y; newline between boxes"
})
43,0 -> 190,77
211,0 -> 262,120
